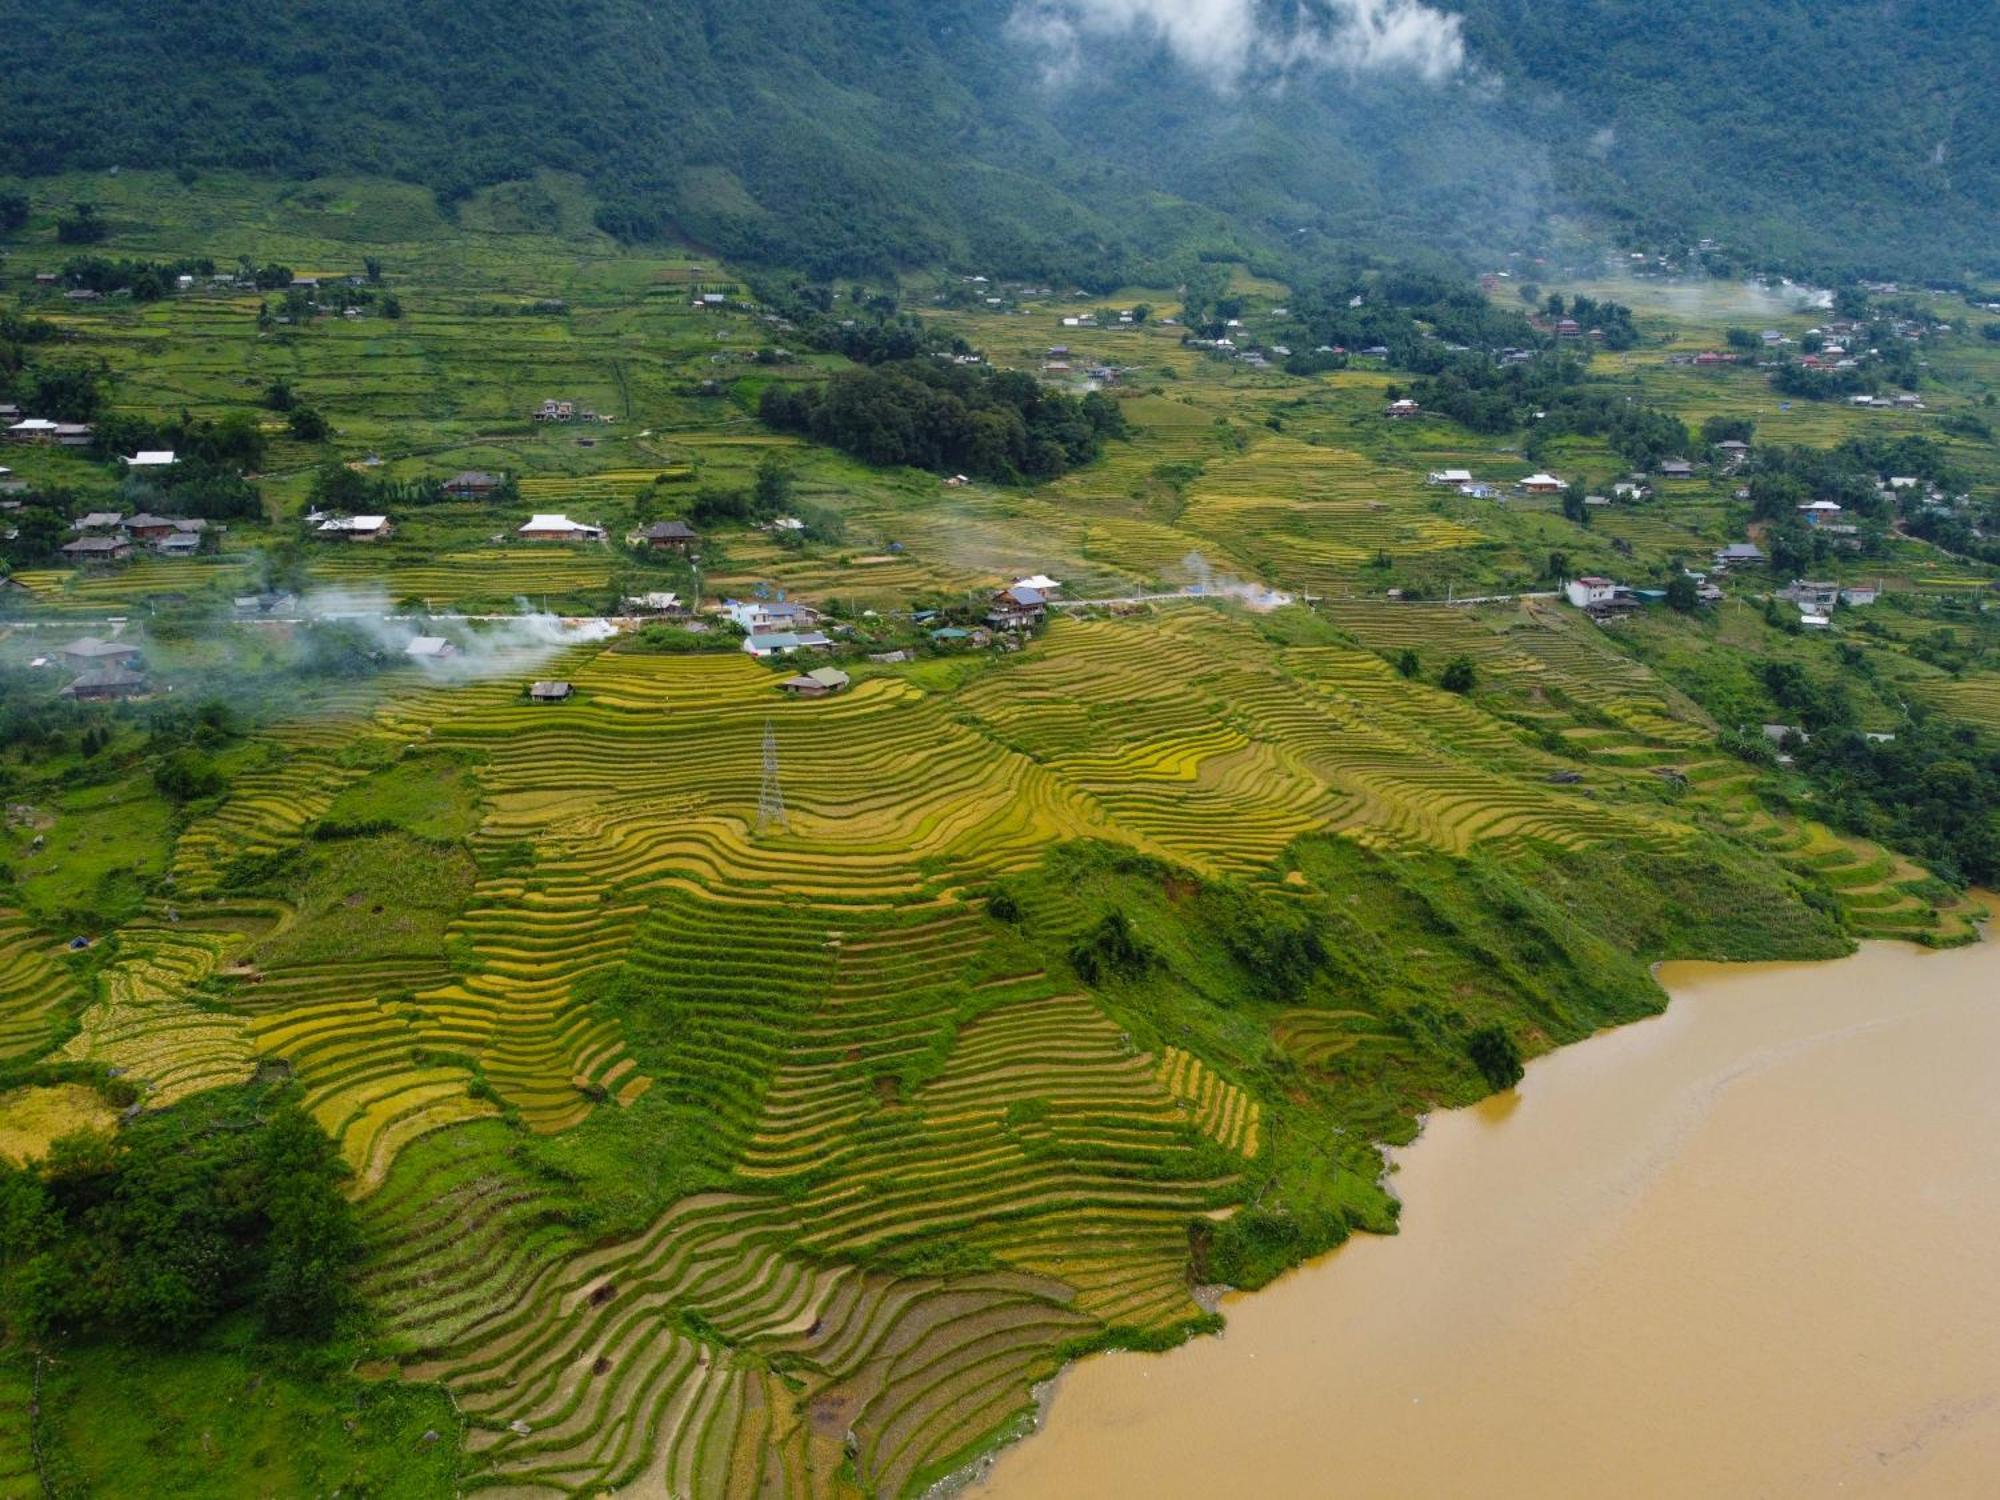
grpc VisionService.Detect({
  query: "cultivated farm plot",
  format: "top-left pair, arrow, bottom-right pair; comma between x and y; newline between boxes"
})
1913,673 -> 2000,733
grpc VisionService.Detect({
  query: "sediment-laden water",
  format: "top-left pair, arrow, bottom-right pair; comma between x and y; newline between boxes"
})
981,919 -> 2000,1498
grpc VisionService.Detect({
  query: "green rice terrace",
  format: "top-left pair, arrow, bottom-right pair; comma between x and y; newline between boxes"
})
0,175 -> 1998,1497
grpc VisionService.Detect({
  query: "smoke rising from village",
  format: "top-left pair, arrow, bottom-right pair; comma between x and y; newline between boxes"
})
298,584 -> 616,682
1010,0 -> 1465,87
1179,552 -> 1293,611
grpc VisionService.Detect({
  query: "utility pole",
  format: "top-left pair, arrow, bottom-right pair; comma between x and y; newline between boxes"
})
757,720 -> 787,832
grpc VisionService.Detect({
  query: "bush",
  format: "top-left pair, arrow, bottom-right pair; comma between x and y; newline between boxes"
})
152,748 -> 225,802
1465,1025 -> 1524,1089
0,1092 -> 359,1346
1068,910 -> 1151,985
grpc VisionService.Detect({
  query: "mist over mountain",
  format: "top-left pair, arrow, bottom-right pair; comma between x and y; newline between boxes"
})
1,0 -> 1994,280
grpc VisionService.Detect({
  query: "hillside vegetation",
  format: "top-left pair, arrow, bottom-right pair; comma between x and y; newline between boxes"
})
2,1 -> 1997,280
0,175 -> 1995,1494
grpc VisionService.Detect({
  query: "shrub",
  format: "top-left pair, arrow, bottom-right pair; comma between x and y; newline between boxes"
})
1465,1025 -> 1524,1090
1068,910 -> 1151,985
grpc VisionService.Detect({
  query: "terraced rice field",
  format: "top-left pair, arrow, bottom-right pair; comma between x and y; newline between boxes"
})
58,918 -> 255,1108
308,544 -> 614,604
12,579 -> 1975,1496
1914,672 -> 2000,733
0,911 -> 79,1062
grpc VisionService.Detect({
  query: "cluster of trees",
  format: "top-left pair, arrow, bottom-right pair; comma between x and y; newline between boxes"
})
3,0 -> 1999,285
1540,292 -> 1641,350
759,361 -> 1126,483
1406,356 -> 1690,468
0,316 -> 107,425
750,278 -> 968,365
309,462 -> 513,514
57,253 -> 214,300
54,201 -> 107,244
1760,660 -> 2000,885
1269,268 -> 1544,371
0,1090 -> 358,1346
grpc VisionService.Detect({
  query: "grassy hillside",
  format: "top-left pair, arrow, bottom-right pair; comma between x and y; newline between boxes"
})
0,177 -> 1995,1495
2,1 -> 1996,279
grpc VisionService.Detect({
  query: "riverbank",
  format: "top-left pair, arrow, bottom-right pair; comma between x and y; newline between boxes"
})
977,915 -> 2000,1498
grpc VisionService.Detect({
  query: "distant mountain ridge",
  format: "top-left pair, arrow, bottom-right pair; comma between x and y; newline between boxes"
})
0,0 -> 1994,281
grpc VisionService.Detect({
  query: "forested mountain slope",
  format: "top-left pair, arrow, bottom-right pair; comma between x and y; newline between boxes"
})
1,0 -> 1995,280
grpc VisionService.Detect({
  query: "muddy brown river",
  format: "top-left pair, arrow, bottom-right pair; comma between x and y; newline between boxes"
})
979,920 -> 2000,1498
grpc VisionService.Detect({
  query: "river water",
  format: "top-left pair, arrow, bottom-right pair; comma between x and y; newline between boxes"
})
979,924 -> 2000,1499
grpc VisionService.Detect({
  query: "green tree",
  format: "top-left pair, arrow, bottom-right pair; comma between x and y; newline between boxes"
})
1546,549 -> 1570,581
153,748 -> 226,802
752,452 -> 794,515
287,405 -> 330,442
1440,656 -> 1478,694
1666,573 -> 1699,612
308,461 -> 371,513
0,190 -> 27,233
256,1106 -> 357,1337
1395,648 -> 1421,678
1466,1026 -> 1524,1090
54,201 -> 106,245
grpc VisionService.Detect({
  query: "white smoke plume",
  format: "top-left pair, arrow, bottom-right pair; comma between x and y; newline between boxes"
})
298,584 -> 616,682
1179,551 -> 1294,611
1011,0 -> 1466,86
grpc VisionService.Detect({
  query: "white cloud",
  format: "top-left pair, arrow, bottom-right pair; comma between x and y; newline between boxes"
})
1011,0 -> 1465,87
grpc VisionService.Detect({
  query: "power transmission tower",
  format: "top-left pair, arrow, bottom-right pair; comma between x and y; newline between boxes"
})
757,719 -> 787,832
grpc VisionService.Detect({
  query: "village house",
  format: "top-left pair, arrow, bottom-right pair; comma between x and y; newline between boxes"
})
1714,542 -> 1766,570
1520,473 -> 1567,495
1010,574 -> 1062,595
61,666 -> 149,701
234,592 -> 298,618
1565,577 -> 1617,610
122,450 -> 177,470
58,636 -> 143,671
1427,469 -> 1474,487
742,630 -> 833,659
6,419 -> 60,442
632,519 -> 699,552
1384,399 -> 1422,419
61,535 -> 132,563
529,681 -> 573,703
71,512 -> 125,533
721,598 -> 819,633
623,591 -> 684,617
1779,580 -> 1841,611
124,514 -> 203,546
1657,458 -> 1696,479
317,514 -> 395,541
404,636 -> 455,661
443,470 -> 503,500
52,424 -> 93,449
777,666 -> 850,698
986,584 -> 1048,630
1798,500 -> 1843,526
156,530 -> 203,557
517,513 -> 606,542
1840,585 -> 1880,607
